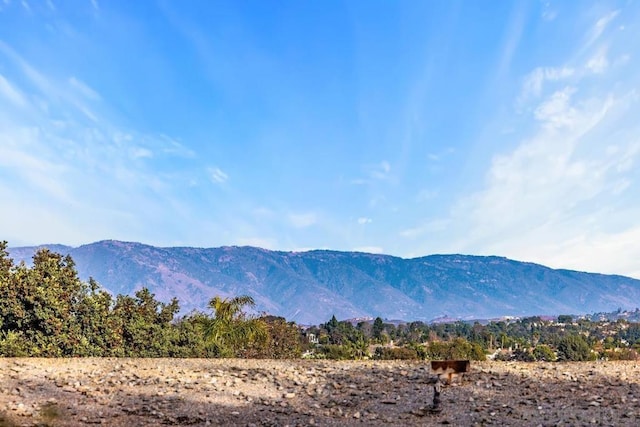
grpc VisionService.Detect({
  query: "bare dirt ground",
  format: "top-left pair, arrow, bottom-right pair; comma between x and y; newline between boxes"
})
1,358 -> 639,426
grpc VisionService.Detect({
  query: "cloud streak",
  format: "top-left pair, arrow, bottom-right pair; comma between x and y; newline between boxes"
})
288,213 -> 317,229
209,167 -> 229,184
0,73 -> 27,106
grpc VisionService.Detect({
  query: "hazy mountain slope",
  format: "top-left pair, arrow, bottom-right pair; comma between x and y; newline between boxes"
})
8,240 -> 640,324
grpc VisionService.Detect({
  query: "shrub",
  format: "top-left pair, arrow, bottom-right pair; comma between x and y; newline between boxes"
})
493,350 -> 513,361
0,331 -> 35,357
512,348 -> 536,362
557,335 -> 594,361
533,344 -> 557,362
601,348 -> 639,361
426,338 -> 486,361
320,344 -> 354,360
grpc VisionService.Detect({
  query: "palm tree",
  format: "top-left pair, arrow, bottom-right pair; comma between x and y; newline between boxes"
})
203,295 -> 266,357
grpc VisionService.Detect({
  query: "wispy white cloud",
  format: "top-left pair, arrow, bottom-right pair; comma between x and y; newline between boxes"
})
426,147 -> 455,163
544,225 -> 640,279
541,1 -> 557,21
368,194 -> 386,208
130,147 -> 153,159
288,212 -> 317,228
208,167 -> 228,184
252,207 -> 275,217
352,160 -> 393,185
357,217 -> 372,225
399,219 -> 450,240
0,42 -> 101,123
158,135 -> 195,158
496,1 -> 527,77
370,160 -> 391,180
415,189 -> 438,202
520,67 -> 574,100
586,47 -> 609,74
0,40 -> 55,98
0,74 -> 27,107
585,10 -> 619,49
613,53 -> 631,67
0,127 -> 72,204
380,160 -> 390,173
68,76 -> 101,101
533,86 -> 581,128
443,85 -> 639,275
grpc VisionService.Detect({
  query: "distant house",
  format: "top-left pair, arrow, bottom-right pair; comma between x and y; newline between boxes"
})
306,333 -> 319,344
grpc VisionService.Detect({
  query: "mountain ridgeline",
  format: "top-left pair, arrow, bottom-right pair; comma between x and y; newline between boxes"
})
8,240 -> 640,324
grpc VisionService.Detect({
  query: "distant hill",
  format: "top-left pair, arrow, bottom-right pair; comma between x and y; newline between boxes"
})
8,240 -> 640,324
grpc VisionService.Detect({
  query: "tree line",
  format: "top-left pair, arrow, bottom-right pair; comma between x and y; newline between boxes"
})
1,242 -> 639,361
0,243 -> 301,358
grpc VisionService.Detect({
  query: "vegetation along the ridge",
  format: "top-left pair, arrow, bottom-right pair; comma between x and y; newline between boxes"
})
1,241 -> 639,361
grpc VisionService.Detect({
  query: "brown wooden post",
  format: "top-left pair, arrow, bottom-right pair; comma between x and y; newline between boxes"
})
428,360 -> 470,413
431,377 -> 442,412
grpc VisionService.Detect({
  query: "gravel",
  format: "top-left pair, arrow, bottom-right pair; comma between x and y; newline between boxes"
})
1,358 -> 639,426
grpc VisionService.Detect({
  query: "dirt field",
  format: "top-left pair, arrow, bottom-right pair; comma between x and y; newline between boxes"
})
1,358 -> 639,426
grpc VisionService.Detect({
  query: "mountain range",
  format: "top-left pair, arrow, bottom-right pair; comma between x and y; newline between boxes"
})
8,240 -> 640,324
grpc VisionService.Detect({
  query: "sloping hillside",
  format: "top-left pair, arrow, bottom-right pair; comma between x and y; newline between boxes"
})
9,240 -> 640,324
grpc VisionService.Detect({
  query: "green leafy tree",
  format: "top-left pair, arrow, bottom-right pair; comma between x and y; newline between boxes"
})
113,288 -> 180,357
0,241 -> 12,286
73,278 -> 121,356
618,324 -> 640,346
372,317 -> 385,342
324,315 -> 344,344
202,295 -> 267,357
1,249 -> 86,356
248,315 -> 303,359
557,334 -> 593,361
169,312 -> 216,357
557,315 -> 573,324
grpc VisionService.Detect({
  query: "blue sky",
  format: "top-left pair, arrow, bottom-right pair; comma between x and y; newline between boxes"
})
1,1 -> 639,278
